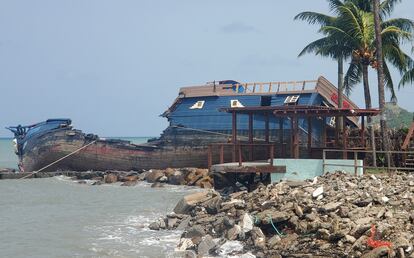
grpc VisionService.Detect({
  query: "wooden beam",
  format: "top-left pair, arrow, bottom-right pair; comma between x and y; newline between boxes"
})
232,111 -> 237,162
291,116 -> 300,158
279,118 -> 284,157
307,117 -> 312,157
248,112 -> 253,161
265,112 -> 270,143
322,117 -> 327,147
361,116 -> 365,148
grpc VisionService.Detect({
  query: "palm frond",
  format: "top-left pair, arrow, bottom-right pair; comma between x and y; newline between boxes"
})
294,12 -> 336,26
399,68 -> 414,87
382,18 -> 414,33
336,4 -> 367,43
298,37 -> 331,57
383,61 -> 397,101
344,62 -> 362,95
327,0 -> 345,13
399,55 -> 414,87
383,43 -> 409,73
380,0 -> 402,18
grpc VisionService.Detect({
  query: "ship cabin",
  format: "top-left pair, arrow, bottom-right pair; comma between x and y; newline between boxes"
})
162,76 -> 381,190
162,76 -> 364,153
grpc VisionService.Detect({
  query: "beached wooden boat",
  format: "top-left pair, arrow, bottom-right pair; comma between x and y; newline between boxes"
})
7,76 -> 360,172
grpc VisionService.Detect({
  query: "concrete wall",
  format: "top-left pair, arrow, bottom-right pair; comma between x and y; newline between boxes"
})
271,158 -> 363,182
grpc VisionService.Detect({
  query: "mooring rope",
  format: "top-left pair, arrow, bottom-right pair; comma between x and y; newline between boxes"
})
20,140 -> 97,179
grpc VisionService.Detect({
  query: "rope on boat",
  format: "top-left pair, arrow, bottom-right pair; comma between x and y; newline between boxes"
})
20,140 -> 98,179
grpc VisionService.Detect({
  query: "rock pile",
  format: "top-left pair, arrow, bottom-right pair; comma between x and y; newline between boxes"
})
150,172 -> 414,257
74,167 -> 213,188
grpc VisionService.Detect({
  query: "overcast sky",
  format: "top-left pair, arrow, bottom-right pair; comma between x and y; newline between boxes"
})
1,0 -> 413,137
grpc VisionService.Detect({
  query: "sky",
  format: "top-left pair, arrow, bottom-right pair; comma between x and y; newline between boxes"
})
1,0 -> 413,137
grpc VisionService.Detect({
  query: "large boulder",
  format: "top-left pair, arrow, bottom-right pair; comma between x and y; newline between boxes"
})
145,170 -> 165,183
174,191 -> 214,214
121,181 -> 137,187
197,235 -> 216,256
104,173 -> 118,184
168,170 -> 186,185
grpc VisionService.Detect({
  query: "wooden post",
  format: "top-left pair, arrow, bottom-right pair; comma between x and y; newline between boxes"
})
291,116 -> 299,159
270,144 -> 274,166
238,144 -> 242,166
279,117 -> 285,157
248,112 -> 253,161
343,125 -> 348,159
208,145 -> 212,169
335,115 -> 340,148
322,117 -> 327,147
265,112 -> 270,143
232,111 -> 237,162
307,117 -> 312,157
361,116 -> 365,148
220,145 -> 224,164
354,151 -> 358,176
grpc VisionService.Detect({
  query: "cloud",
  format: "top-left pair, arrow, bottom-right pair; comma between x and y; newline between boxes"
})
220,22 -> 259,34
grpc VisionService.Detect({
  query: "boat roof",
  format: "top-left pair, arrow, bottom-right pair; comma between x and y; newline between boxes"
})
178,76 -> 358,108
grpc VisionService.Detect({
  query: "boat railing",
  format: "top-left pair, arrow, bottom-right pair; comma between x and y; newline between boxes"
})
220,80 -> 318,94
207,142 -> 275,168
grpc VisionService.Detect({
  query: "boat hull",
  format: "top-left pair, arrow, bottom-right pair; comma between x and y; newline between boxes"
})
21,129 -> 211,172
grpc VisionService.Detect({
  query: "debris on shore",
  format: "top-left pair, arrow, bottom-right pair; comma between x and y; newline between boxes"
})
73,168 -> 213,188
150,172 -> 414,257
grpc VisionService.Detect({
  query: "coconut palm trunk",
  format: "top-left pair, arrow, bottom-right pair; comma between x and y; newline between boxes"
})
373,0 -> 390,159
362,64 -> 377,167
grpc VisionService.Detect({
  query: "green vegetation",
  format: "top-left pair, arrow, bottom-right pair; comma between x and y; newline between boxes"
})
372,103 -> 413,128
295,0 -> 414,108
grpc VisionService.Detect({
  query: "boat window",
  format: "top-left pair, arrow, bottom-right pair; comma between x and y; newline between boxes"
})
189,100 -> 205,109
261,96 -> 272,106
329,117 -> 336,127
230,100 -> 244,108
284,95 -> 300,104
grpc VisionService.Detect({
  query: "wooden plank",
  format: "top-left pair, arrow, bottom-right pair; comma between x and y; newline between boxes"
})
217,165 -> 286,174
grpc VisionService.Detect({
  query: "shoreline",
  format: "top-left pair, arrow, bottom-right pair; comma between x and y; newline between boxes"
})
0,168 -> 214,189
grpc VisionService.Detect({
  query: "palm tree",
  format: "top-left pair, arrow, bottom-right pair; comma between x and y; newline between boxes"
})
373,0 -> 389,154
296,0 -> 413,164
295,0 -> 348,139
327,3 -> 413,106
323,2 -> 412,165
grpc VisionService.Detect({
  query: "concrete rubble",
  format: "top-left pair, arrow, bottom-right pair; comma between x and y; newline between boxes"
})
150,172 -> 414,257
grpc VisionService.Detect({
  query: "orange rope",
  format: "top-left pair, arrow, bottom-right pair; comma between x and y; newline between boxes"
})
367,224 -> 392,249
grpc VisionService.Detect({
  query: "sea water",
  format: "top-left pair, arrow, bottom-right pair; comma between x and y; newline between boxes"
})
0,137 -> 195,258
